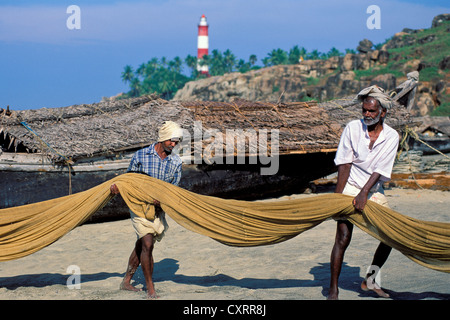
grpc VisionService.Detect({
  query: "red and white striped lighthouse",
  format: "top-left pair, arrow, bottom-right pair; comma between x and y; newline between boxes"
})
197,14 -> 209,75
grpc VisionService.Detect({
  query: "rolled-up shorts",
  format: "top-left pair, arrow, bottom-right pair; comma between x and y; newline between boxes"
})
334,182 -> 390,221
130,207 -> 169,242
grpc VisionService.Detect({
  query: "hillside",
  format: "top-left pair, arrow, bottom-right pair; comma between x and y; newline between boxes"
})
173,14 -> 450,117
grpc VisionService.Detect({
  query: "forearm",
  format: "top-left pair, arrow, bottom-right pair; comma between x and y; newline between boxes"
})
353,172 -> 382,211
335,163 -> 351,193
359,172 -> 382,197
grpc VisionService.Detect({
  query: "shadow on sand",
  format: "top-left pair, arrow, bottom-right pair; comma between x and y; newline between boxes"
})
1,258 -> 448,300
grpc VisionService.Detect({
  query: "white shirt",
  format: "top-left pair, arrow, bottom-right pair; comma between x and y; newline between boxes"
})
334,119 -> 399,190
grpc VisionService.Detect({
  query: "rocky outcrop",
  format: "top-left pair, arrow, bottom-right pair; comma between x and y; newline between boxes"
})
174,50 -> 394,103
432,13 -> 450,28
174,16 -> 449,117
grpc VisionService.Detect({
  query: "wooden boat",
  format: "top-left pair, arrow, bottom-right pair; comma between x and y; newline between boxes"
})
0,82 -> 414,223
406,116 -> 450,154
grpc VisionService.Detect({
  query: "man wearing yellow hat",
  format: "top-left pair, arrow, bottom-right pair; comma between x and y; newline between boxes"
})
110,121 -> 183,299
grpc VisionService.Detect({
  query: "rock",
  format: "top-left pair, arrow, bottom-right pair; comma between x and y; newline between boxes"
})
402,59 -> 422,73
438,56 -> 450,70
341,54 -> 355,71
357,39 -> 374,53
431,14 -> 450,28
369,50 -> 379,61
418,34 -> 436,45
385,33 -> 416,49
341,53 -> 370,71
435,80 -> 446,93
378,50 -> 390,64
414,93 -> 436,116
370,74 -> 397,91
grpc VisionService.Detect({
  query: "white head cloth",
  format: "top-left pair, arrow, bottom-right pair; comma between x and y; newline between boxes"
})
354,85 -> 394,110
157,121 -> 183,142
407,71 -> 419,81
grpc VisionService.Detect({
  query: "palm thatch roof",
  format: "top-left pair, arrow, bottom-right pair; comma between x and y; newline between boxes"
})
0,95 -> 194,163
0,93 -> 411,165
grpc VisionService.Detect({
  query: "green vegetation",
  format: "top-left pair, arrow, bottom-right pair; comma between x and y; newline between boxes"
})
390,20 -> 450,115
431,102 -> 450,116
121,20 -> 449,116
353,63 -> 404,80
121,46 -> 350,99
121,57 -> 189,100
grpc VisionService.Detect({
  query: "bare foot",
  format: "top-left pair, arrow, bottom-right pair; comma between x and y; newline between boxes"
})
146,287 -> 159,299
120,280 -> 142,292
361,279 -> 390,298
147,292 -> 159,300
327,289 -> 339,300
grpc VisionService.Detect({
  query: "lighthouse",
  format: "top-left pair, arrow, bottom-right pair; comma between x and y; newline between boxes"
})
197,14 -> 209,75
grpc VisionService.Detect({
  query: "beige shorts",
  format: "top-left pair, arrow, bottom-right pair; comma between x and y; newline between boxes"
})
334,182 -> 390,221
343,183 -> 390,208
130,207 -> 169,242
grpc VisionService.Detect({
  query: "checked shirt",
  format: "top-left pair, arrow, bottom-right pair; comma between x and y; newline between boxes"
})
127,142 -> 182,186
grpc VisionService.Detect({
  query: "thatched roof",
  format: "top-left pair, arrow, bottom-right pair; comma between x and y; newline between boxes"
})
0,94 -> 411,164
0,95 -> 194,162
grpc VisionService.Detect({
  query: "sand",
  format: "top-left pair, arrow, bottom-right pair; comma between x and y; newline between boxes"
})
0,187 -> 449,301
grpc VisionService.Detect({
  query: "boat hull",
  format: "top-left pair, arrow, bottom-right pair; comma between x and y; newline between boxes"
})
0,152 -> 337,223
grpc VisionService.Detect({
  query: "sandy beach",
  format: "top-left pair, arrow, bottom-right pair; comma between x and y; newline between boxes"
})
0,187 -> 449,301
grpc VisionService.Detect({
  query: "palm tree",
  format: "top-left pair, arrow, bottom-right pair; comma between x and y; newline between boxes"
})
326,47 -> 343,58
185,54 -> 198,78
223,49 -> 236,73
307,49 -> 321,60
237,59 -> 251,73
209,49 -> 224,75
249,54 -> 257,67
171,56 -> 183,74
129,78 -> 141,97
288,45 -> 301,64
121,65 -> 134,84
266,48 -> 288,66
136,63 -> 148,80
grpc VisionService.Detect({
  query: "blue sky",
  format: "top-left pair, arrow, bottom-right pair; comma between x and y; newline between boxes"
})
0,0 -> 448,110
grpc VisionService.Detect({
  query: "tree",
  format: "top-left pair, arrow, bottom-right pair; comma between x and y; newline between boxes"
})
169,56 -> 183,74
265,48 -> 288,66
129,78 -> 141,97
326,47 -> 343,58
288,45 -> 301,64
121,65 -> 135,84
185,54 -> 198,78
223,49 -> 236,73
208,50 -> 224,76
307,49 -> 321,60
237,59 -> 251,73
249,54 -> 257,67
122,56 -> 190,100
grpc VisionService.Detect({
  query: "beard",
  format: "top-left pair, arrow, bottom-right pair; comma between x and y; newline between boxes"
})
363,112 -> 381,126
163,146 -> 173,154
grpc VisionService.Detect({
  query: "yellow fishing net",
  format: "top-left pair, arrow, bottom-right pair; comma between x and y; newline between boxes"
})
1,173 -> 449,273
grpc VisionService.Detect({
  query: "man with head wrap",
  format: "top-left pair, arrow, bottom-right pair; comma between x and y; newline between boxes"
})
110,121 -> 183,299
327,86 -> 399,300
